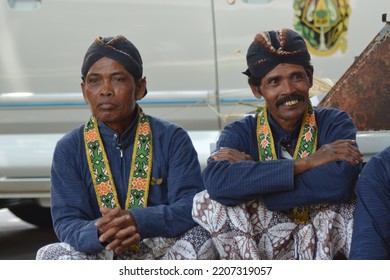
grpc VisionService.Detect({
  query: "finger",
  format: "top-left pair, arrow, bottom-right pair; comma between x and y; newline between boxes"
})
99,226 -> 121,244
96,208 -> 121,228
114,245 -> 125,254
105,238 -> 123,251
95,216 -> 113,229
343,154 -> 363,165
119,233 -> 141,248
109,231 -> 141,253
331,139 -> 357,146
99,206 -> 111,216
212,154 -> 240,162
243,153 -> 254,160
104,214 -> 130,229
100,207 -> 120,217
114,225 -> 138,240
332,147 -> 363,165
335,144 -> 363,160
347,151 -> 364,164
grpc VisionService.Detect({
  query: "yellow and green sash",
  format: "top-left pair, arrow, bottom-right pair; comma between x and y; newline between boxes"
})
256,103 -> 317,224
84,108 -> 153,210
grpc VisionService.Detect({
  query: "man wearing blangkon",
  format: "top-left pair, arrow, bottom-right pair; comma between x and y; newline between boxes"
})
36,35 -> 214,260
192,28 -> 363,259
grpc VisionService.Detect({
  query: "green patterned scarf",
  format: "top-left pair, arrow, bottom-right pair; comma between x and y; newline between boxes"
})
84,107 -> 152,210
257,102 -> 317,224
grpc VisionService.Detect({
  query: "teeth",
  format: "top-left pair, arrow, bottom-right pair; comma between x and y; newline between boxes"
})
283,100 -> 298,106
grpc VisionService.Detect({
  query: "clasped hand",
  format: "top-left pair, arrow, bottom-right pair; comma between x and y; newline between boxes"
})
95,207 -> 141,254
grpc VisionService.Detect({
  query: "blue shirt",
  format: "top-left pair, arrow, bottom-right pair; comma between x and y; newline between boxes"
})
50,113 -> 204,254
202,107 -> 360,210
349,146 -> 390,260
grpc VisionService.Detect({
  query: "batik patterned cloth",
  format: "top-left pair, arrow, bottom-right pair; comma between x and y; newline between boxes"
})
36,225 -> 218,260
192,190 -> 355,260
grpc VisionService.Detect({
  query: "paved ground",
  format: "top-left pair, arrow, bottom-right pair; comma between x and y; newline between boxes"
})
0,209 -> 58,260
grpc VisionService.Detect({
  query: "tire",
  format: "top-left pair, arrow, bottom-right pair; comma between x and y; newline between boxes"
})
9,204 -> 53,228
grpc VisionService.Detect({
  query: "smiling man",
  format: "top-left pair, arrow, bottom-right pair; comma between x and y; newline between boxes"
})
36,36 -> 214,260
192,28 -> 363,259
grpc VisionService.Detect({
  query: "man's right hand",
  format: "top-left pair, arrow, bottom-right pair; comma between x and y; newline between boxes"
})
95,207 -> 141,254
211,147 -> 253,162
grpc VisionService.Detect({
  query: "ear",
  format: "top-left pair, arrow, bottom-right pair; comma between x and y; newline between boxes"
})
306,67 -> 314,87
249,82 -> 263,99
308,72 -> 314,88
135,78 -> 147,100
81,82 -> 89,104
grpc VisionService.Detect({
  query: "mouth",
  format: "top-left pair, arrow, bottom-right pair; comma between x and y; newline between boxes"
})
282,99 -> 299,106
276,94 -> 305,108
98,102 -> 117,110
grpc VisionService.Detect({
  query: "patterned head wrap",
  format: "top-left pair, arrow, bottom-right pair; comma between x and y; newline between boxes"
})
81,35 -> 146,96
243,28 -> 313,86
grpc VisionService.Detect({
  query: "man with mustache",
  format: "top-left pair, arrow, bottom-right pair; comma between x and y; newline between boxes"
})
36,35 -> 214,260
192,28 -> 363,259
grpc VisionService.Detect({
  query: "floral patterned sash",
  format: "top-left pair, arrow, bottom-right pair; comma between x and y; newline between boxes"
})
257,102 -> 317,223
84,108 -> 152,210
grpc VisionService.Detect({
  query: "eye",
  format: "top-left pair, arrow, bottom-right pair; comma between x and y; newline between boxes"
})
291,72 -> 306,82
113,76 -> 125,83
267,77 -> 280,87
87,77 -> 100,86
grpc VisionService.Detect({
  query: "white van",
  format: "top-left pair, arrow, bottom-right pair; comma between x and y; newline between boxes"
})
0,0 -> 389,226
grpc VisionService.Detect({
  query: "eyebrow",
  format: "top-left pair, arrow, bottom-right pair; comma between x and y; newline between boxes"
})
266,70 -> 306,81
86,70 -> 128,78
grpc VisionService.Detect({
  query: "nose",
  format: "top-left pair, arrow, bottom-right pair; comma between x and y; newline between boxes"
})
100,80 -> 113,96
280,79 -> 294,94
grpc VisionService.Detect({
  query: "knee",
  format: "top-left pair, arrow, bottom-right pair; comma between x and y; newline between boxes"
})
36,242 -> 70,260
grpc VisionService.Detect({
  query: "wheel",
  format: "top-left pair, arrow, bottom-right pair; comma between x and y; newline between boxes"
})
9,204 -> 53,228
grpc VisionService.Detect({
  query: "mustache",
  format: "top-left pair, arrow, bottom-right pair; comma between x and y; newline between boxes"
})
276,93 -> 305,108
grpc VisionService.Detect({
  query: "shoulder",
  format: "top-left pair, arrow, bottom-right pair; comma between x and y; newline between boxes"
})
314,106 -> 352,120
56,124 -> 85,149
217,114 -> 257,149
147,114 -> 180,128
367,146 -> 390,168
52,124 -> 85,163
377,146 -> 390,157
223,114 -> 257,134
314,106 -> 356,131
147,115 -> 191,141
360,146 -> 390,179
358,146 -> 390,191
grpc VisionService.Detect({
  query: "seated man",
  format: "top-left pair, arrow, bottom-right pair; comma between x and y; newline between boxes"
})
192,28 -> 363,260
37,35 -> 214,260
349,146 -> 390,260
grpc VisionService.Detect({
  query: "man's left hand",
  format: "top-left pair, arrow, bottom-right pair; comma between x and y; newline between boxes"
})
95,207 -> 141,253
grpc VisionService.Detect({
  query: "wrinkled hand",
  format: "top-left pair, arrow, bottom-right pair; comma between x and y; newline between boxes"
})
95,207 -> 141,253
211,147 -> 253,162
310,139 -> 363,166
295,139 -> 363,174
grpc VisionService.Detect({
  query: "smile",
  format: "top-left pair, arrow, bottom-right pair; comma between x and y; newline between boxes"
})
282,99 -> 299,106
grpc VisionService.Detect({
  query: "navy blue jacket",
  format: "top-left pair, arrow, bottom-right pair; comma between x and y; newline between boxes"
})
51,113 -> 204,254
203,107 -> 360,211
350,146 -> 390,259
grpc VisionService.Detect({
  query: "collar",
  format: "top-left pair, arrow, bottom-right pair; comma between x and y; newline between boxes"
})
97,110 -> 140,150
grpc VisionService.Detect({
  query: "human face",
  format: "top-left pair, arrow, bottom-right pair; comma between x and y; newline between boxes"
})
251,63 -> 311,132
81,57 -> 146,134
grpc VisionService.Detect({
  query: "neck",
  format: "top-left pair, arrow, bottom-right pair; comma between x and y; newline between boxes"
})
102,107 -> 139,135
276,118 -> 301,132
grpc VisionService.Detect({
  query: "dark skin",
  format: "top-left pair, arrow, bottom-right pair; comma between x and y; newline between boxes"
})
212,63 -> 363,174
81,57 -> 146,253
95,207 -> 140,253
